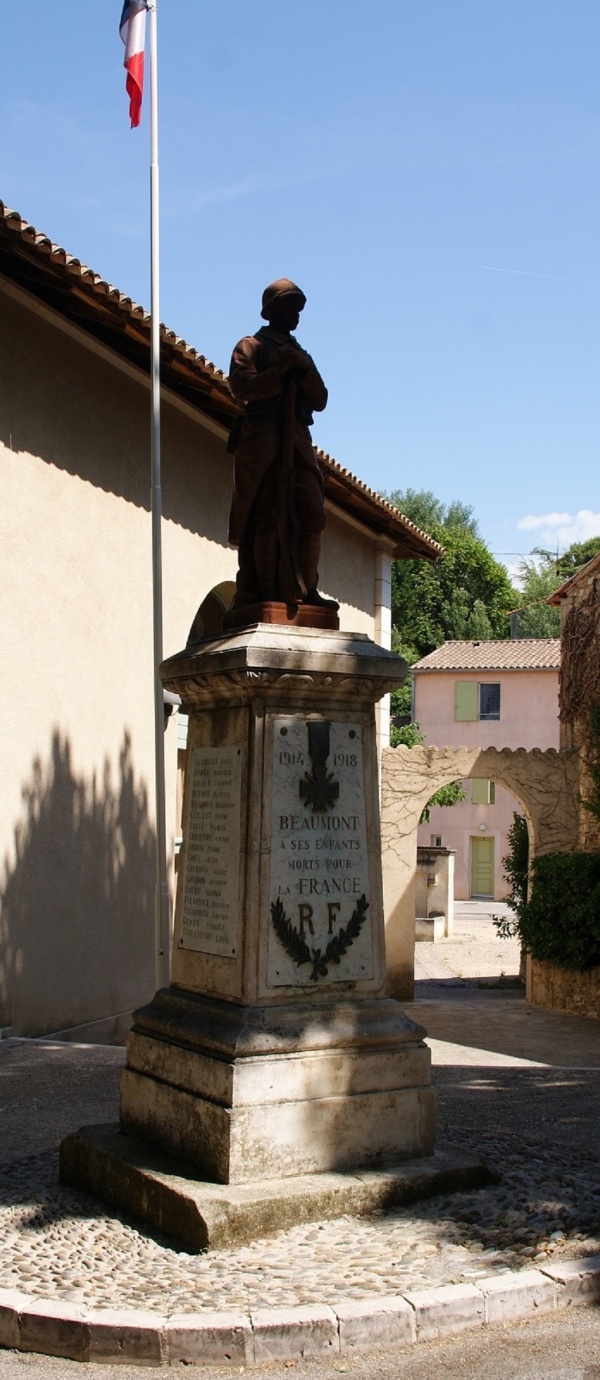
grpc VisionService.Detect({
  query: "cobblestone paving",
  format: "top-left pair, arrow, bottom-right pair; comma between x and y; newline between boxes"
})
1,1135 -> 599,1314
2,906 -> 598,1322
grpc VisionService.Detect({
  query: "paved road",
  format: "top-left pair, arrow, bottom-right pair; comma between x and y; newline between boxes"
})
414,900 -> 522,984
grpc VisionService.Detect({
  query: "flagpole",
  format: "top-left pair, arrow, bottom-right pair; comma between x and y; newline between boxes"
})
148,0 -> 170,988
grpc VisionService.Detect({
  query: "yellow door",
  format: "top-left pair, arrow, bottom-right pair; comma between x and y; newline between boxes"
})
471,836 -> 494,898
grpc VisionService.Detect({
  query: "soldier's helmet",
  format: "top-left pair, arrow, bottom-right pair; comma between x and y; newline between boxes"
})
260,278 -> 306,320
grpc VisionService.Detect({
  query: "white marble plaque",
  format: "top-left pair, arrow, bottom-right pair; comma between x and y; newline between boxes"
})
179,746 -> 242,957
267,718 -> 373,987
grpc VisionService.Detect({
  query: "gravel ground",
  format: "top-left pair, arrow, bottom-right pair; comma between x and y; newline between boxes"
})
1,904 -> 599,1319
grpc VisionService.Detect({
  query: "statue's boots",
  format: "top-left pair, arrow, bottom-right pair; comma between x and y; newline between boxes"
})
305,587 -> 340,610
300,531 -> 340,611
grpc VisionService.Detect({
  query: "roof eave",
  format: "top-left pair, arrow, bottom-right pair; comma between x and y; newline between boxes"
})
547,551 -> 600,604
315,450 -> 443,562
0,200 -> 442,563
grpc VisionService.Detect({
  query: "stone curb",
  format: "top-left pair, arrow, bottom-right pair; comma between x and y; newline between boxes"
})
0,1256 -> 599,1365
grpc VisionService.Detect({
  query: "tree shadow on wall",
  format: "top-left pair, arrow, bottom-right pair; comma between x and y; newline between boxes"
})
1,731 -> 157,1038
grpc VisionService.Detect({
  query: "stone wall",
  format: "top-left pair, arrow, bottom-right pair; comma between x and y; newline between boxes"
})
528,559 -> 600,1018
558,564 -> 600,852
528,958 -> 600,1020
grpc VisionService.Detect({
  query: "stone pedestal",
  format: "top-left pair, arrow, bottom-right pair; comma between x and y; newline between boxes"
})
60,626 -> 499,1248
120,626 -> 436,1181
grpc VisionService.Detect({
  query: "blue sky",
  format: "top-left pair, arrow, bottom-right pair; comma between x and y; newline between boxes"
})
2,1 -> 599,578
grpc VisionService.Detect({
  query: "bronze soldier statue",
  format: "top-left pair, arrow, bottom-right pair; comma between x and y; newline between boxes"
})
227,278 -> 339,615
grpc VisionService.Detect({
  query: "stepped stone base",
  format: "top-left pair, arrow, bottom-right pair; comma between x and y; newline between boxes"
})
117,989 -> 436,1183
60,1124 -> 498,1252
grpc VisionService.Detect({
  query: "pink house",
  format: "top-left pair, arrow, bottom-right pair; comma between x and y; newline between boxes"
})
412,640 -> 560,899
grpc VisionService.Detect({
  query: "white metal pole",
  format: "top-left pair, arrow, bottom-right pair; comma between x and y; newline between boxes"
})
148,0 -> 170,989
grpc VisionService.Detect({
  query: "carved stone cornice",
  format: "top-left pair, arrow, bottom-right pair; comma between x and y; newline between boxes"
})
161,626 -> 406,708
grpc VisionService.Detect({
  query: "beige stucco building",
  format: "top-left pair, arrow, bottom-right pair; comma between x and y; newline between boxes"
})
412,640 -> 561,899
0,200 -> 440,1042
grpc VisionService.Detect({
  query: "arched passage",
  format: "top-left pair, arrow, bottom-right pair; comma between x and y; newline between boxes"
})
381,743 -> 579,1000
186,580 -> 236,643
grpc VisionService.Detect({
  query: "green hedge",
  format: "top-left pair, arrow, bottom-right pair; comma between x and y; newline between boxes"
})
521,852 -> 600,970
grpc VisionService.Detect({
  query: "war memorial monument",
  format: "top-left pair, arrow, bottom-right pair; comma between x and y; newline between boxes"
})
61,281 -> 486,1248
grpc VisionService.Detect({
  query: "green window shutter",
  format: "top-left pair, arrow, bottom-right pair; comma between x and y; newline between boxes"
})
455,681 -> 478,721
472,778 -> 492,804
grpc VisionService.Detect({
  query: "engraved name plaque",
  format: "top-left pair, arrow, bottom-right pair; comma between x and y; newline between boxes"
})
267,717 -> 373,987
179,745 -> 242,956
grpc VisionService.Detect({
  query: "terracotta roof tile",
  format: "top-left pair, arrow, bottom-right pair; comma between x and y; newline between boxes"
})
313,447 -> 443,558
0,201 -> 230,383
412,639 -> 560,672
0,199 -> 442,562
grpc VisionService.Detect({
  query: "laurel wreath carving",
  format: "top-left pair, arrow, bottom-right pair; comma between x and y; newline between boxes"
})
270,894 -> 369,982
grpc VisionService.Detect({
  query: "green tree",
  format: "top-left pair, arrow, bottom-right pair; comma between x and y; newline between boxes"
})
389,630 -> 418,720
445,499 -> 480,537
386,487 -> 479,538
513,537 -> 600,638
390,720 -> 424,749
420,778 -> 466,822
389,521 -> 517,657
512,554 -> 561,637
556,536 -> 600,577
465,599 -> 494,639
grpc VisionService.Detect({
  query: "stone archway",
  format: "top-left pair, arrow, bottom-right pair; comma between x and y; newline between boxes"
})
380,743 -> 579,1000
187,580 -> 236,643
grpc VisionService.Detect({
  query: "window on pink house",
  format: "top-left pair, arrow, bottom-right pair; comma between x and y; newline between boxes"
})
455,681 -> 501,721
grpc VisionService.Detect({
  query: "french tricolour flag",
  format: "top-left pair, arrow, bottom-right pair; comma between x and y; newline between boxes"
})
120,1 -> 148,128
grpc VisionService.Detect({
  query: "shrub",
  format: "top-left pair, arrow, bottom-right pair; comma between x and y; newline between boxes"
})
494,812 -> 529,940
519,852 -> 600,970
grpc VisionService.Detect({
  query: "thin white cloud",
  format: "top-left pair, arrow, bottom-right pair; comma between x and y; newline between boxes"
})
483,266 -> 599,287
186,167 -> 328,210
517,510 -> 600,548
517,512 -> 572,532
177,141 -> 375,212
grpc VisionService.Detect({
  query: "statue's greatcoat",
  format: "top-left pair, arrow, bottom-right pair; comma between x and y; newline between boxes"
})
227,325 -> 327,548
